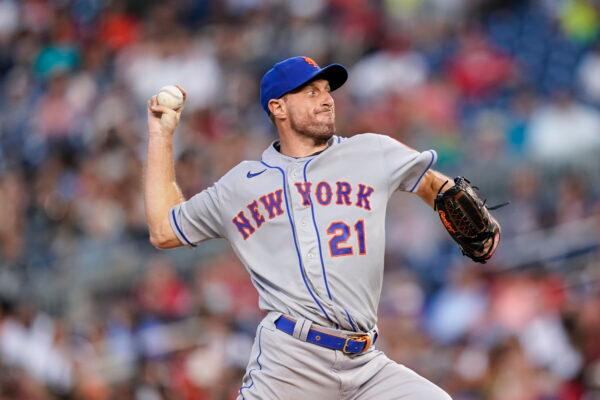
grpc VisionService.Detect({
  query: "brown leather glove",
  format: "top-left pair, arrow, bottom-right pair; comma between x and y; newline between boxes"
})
434,177 -> 505,263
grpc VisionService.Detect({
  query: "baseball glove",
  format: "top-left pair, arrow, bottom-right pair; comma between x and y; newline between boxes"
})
434,177 -> 506,263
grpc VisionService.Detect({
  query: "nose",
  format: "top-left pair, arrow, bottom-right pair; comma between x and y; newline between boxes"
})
321,91 -> 334,108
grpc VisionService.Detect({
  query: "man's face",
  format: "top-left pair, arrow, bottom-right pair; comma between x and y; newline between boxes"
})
282,79 -> 335,142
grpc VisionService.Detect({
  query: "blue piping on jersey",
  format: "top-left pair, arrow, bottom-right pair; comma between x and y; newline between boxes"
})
239,326 -> 263,399
409,150 -> 436,192
344,308 -> 358,332
303,159 -> 333,301
171,209 -> 196,247
303,159 -> 357,331
260,161 -> 332,323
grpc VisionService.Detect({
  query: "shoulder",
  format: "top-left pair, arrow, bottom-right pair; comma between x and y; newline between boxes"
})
332,133 -> 384,151
340,133 -> 410,150
341,132 -> 382,144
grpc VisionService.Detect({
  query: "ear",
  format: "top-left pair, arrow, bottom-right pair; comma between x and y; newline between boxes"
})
268,99 -> 286,120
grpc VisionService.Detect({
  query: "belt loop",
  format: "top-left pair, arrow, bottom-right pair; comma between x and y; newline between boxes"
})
368,325 -> 379,344
292,318 -> 313,342
292,318 -> 304,339
292,317 -> 313,342
299,319 -> 312,341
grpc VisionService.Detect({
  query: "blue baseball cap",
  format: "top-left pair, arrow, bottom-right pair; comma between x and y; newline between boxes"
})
260,56 -> 348,114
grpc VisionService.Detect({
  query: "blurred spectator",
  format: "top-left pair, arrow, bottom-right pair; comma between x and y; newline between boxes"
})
117,29 -> 222,112
527,91 -> 600,165
33,7 -> 79,80
559,0 -> 600,43
0,302 -> 72,392
33,72 -> 80,140
137,258 -> 192,320
448,29 -> 514,98
98,3 -> 140,52
348,37 -> 428,102
502,167 -> 543,236
577,43 -> 600,104
505,88 -> 537,155
0,170 -> 26,262
407,78 -> 460,135
0,0 -> 18,43
426,267 -> 488,344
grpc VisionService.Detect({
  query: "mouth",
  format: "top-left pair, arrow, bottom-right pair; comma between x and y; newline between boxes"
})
316,109 -> 334,116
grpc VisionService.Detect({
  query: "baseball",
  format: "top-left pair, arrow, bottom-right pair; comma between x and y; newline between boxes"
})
156,85 -> 184,110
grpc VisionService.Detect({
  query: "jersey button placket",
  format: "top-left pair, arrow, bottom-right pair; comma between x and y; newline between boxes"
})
287,163 -> 324,296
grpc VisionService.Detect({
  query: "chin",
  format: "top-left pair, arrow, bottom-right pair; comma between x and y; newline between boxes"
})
314,117 -> 336,135
296,126 -> 334,145
291,116 -> 335,141
312,122 -> 335,137
312,129 -> 335,144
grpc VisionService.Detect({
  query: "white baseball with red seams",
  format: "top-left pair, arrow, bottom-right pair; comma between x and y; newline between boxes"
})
157,85 -> 184,110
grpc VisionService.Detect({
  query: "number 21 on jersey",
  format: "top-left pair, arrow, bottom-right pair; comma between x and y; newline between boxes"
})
326,220 -> 366,257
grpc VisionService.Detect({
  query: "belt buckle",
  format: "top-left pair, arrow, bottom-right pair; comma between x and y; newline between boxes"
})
342,334 -> 372,354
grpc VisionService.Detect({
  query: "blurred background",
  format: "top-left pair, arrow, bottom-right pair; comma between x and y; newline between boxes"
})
0,0 -> 599,399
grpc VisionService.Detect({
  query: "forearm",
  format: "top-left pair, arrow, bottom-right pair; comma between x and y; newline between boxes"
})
415,169 -> 453,208
144,133 -> 185,242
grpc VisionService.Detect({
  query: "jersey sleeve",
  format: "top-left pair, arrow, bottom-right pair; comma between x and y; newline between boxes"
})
169,183 -> 224,247
377,134 -> 438,194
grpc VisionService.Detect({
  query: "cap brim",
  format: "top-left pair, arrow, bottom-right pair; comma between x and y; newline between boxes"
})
289,63 -> 348,95
312,63 -> 348,92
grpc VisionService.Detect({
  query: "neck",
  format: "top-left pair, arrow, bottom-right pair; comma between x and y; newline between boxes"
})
277,129 -> 330,158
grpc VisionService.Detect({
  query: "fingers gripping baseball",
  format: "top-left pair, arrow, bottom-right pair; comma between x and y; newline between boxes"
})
147,85 -> 187,137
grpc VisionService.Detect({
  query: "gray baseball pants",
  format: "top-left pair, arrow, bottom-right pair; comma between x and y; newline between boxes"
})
237,312 -> 452,400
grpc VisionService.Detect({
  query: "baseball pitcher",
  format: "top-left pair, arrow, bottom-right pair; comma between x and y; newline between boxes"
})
144,56 -> 501,399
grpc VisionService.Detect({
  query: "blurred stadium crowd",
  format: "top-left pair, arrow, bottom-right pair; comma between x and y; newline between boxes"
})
0,0 -> 599,399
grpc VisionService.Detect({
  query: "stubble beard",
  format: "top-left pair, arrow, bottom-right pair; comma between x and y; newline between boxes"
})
289,112 -> 336,146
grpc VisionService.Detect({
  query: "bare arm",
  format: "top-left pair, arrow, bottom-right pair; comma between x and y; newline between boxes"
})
144,89 -> 186,249
414,169 -> 452,208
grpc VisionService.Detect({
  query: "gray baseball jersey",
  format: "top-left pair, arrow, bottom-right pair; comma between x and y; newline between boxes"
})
169,133 -> 437,332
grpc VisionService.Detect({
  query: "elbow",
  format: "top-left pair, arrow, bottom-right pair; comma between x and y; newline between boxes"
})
149,232 -> 172,250
149,234 -> 166,249
147,217 -> 183,249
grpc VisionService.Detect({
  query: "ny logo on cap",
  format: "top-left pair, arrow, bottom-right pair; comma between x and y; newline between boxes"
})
303,57 -> 319,68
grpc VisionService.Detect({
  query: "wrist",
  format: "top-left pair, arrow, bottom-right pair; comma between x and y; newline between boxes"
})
148,130 -> 174,140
